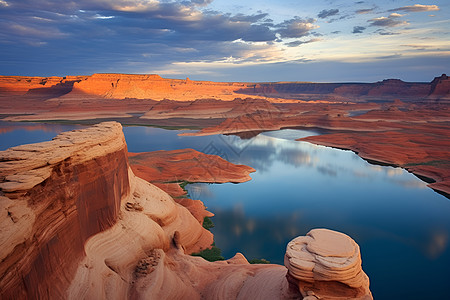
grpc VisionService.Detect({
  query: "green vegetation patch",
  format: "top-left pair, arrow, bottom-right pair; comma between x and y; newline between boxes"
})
191,243 -> 225,262
202,216 -> 214,230
248,258 -> 270,264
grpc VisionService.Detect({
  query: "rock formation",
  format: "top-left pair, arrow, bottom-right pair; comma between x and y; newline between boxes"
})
128,148 -> 255,198
429,74 -> 450,101
1,73 -> 448,103
0,122 -> 372,299
69,73 -> 251,101
285,229 -> 372,299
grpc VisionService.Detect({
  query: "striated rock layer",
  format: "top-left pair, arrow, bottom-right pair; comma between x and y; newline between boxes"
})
1,73 -> 448,103
129,148 -> 255,197
285,229 -> 372,300
0,122 -> 371,299
0,122 -> 130,298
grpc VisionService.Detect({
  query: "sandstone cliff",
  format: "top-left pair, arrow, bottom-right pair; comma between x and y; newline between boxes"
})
1,73 -> 448,103
69,73 -> 251,101
0,122 -> 372,299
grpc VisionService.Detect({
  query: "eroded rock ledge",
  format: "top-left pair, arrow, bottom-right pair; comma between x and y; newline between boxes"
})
0,122 -> 372,299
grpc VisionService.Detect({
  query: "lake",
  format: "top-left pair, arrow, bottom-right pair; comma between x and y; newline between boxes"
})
1,121 -> 449,299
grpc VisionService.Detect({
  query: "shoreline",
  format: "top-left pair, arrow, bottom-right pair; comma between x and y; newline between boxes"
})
298,137 -> 450,199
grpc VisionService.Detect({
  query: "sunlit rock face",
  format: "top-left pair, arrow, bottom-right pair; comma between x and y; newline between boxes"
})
285,229 -> 372,300
0,122 -> 130,299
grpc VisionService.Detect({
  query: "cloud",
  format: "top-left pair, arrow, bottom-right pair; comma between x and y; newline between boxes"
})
317,9 -> 339,19
229,13 -> 269,23
375,29 -> 399,36
375,54 -> 402,59
275,17 -> 318,38
368,13 -> 408,27
285,38 -> 321,47
356,8 -> 375,14
352,26 -> 366,34
388,4 -> 440,13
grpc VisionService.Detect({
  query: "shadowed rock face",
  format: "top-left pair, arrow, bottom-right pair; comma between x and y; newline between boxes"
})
0,122 -> 372,299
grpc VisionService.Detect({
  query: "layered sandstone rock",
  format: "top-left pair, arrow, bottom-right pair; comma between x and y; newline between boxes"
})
429,74 -> 450,101
0,122 -> 130,299
0,75 -> 86,96
70,73 -> 251,101
0,122 -> 213,298
3,74 -> 447,104
285,229 -> 372,300
128,148 -> 256,198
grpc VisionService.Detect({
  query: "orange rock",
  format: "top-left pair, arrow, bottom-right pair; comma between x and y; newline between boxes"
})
285,229 -> 372,299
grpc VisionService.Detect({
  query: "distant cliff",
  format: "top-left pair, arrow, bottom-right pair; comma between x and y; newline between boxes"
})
0,73 -> 448,101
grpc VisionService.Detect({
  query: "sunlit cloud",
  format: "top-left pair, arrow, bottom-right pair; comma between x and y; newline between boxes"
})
368,13 -> 409,27
356,8 -> 376,14
389,4 -> 440,13
0,0 -> 448,81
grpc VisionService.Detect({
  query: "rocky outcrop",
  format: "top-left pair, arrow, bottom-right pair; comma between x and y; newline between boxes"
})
429,74 -> 450,101
69,73 -> 251,101
128,148 -> 256,197
285,229 -> 372,299
0,122 -> 213,298
141,97 -> 280,120
0,75 -> 86,97
0,122 -> 130,299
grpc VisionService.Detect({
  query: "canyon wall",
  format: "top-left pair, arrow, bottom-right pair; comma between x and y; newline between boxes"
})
0,122 -> 372,299
0,122 -> 129,298
1,73 -> 448,102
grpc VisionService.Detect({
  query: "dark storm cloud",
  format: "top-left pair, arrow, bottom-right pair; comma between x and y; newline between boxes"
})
352,26 -> 366,34
317,9 -> 339,19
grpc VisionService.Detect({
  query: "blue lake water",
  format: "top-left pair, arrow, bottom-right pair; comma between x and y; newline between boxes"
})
1,121 -> 449,299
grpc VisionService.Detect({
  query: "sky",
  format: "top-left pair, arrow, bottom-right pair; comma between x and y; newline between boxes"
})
0,0 -> 449,82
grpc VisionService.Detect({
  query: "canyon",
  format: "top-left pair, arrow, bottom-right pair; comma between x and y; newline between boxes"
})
0,72 -> 449,298
1,73 -> 448,102
0,122 -> 372,299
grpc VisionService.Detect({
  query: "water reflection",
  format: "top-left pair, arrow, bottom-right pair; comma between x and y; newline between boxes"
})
0,121 -> 86,150
1,123 -> 450,298
186,129 -> 450,299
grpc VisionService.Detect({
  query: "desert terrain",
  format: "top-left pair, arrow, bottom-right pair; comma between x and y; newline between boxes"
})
0,73 -> 449,298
